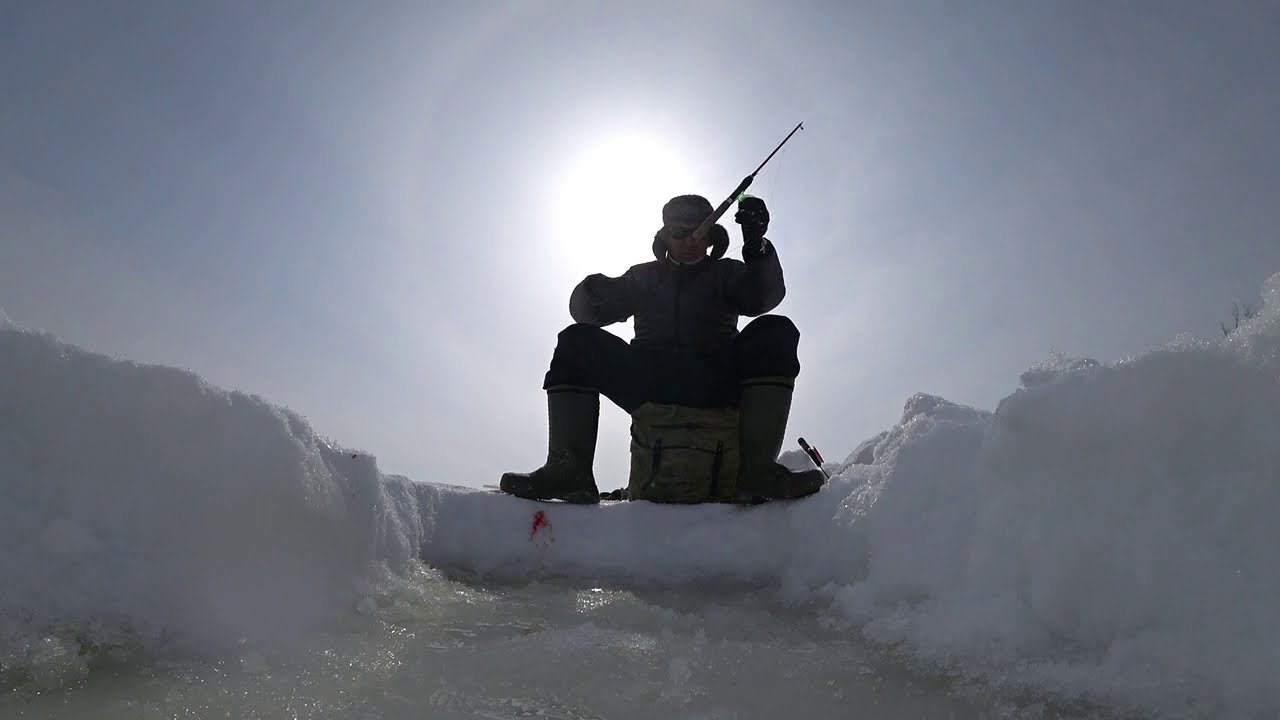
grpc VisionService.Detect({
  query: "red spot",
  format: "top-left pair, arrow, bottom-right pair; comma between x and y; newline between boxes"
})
530,510 -> 551,540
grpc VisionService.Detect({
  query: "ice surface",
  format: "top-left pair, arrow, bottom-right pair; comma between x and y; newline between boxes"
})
4,272 -> 1280,718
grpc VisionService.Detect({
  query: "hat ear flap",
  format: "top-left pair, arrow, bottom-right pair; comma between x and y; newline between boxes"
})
652,228 -> 667,260
708,223 -> 729,260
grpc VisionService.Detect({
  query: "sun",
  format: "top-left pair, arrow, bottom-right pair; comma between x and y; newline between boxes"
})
551,133 -> 699,275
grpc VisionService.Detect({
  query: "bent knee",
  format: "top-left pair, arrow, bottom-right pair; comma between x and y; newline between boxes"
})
558,322 -> 605,340
555,322 -> 618,352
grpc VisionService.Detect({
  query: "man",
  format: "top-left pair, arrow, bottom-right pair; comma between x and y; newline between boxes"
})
500,194 -> 826,504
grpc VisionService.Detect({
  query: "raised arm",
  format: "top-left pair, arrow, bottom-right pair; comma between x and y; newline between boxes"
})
724,244 -> 785,316
725,196 -> 786,315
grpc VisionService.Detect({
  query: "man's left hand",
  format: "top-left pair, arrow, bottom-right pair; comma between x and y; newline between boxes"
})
735,196 -> 770,259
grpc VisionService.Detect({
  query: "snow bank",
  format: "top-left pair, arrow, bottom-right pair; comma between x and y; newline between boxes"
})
831,349 -> 1280,718
416,466 -> 845,593
1226,271 -> 1280,377
0,326 -> 424,683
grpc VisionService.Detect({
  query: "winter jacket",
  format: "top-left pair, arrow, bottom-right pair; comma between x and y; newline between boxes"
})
568,242 -> 786,356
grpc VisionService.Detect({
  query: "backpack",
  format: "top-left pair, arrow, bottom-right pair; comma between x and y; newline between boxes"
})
627,403 -> 739,503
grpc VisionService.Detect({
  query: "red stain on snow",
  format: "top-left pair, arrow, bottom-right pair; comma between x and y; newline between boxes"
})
530,510 -> 552,541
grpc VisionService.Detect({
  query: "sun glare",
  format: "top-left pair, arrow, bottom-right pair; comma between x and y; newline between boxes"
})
551,133 -> 698,275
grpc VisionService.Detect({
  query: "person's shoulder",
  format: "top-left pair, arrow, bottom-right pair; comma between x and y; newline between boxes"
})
626,259 -> 664,275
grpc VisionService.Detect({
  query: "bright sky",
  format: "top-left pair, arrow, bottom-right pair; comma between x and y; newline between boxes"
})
4,1 -> 1280,487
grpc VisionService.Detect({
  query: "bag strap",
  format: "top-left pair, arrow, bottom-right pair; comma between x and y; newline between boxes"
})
708,440 -> 725,497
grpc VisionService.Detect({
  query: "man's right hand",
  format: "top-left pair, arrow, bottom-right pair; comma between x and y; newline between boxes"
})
580,273 -> 608,299
570,274 -> 607,325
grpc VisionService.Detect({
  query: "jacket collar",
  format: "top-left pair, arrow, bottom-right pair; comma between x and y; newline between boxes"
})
664,254 -> 712,271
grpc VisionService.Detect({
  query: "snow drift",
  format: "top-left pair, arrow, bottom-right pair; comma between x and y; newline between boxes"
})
3,272 -> 1280,718
0,324 -> 424,684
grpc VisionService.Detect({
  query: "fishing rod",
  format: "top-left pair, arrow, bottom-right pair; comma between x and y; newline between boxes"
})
691,121 -> 805,242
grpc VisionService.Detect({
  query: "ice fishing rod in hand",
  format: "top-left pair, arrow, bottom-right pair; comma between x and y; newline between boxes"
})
691,121 -> 804,242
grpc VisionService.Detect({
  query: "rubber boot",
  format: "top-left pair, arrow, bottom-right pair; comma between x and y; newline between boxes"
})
733,378 -> 826,504
500,387 -> 600,504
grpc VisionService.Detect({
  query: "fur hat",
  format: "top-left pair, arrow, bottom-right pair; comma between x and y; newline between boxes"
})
662,194 -> 713,225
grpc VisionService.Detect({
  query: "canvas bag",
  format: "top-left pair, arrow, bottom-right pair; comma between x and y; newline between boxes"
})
627,403 -> 739,503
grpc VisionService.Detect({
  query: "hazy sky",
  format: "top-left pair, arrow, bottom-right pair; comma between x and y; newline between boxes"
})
4,1 -> 1280,487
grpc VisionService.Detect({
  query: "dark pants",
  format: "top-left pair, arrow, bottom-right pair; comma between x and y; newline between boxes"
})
543,315 -> 802,413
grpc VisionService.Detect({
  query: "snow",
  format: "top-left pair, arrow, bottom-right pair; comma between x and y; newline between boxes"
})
3,273 -> 1280,718
0,325 -> 423,666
